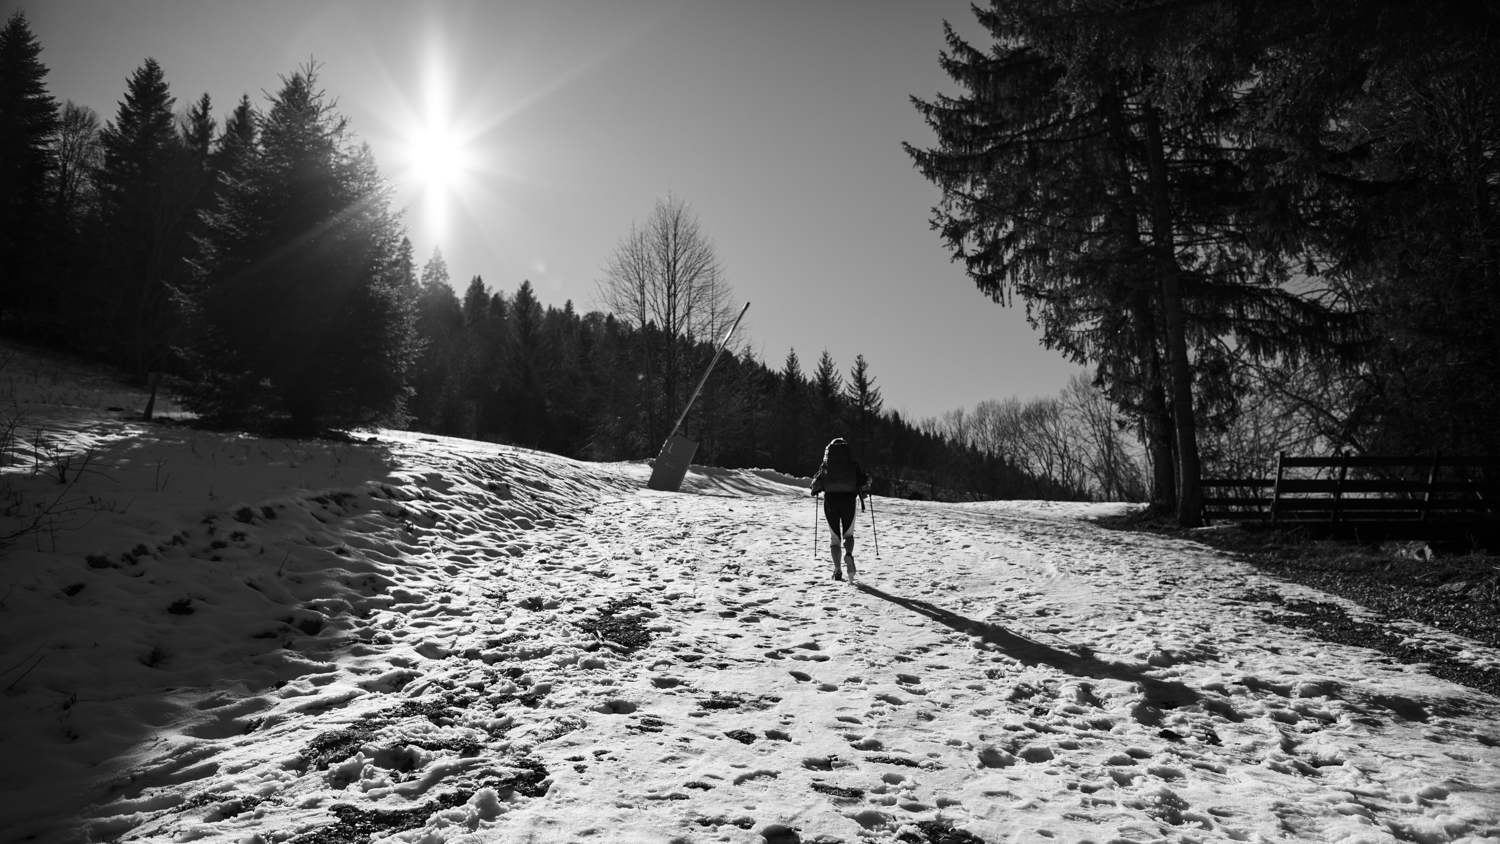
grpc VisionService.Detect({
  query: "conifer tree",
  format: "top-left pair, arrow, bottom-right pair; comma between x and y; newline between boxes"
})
845,354 -> 883,456
178,92 -> 217,247
394,237 -> 417,289
502,280 -> 553,448
775,349 -> 809,469
1232,0 -> 1500,457
409,263 -> 463,432
544,299 -> 594,454
462,275 -> 489,327
421,246 -> 449,291
186,64 -> 418,433
457,275 -> 498,434
94,58 -> 201,376
211,94 -> 257,183
97,58 -> 177,205
181,92 -> 214,159
0,10 -> 59,333
812,350 -> 844,446
906,1 -> 1346,524
410,247 -> 461,427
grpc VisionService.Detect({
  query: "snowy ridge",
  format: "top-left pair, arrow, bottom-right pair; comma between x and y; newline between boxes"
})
2,356 -> 1499,843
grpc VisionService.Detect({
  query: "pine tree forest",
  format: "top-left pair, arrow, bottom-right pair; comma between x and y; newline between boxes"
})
3,5 -> 1495,517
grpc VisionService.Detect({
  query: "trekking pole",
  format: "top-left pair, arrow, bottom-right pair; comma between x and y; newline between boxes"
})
868,494 -> 880,558
813,493 -> 819,558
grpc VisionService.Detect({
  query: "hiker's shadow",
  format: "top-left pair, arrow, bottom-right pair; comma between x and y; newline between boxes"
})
854,582 -> 1198,717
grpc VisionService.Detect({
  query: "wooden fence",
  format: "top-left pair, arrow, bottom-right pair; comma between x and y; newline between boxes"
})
1202,453 -> 1499,540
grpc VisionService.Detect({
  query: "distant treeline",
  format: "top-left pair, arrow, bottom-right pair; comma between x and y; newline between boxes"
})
399,247 -> 1133,500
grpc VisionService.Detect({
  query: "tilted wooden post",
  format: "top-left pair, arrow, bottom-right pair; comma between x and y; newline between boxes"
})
646,302 -> 751,492
142,372 -> 162,421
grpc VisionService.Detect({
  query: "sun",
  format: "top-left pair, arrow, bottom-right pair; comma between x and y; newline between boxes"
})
406,122 -> 467,192
387,57 -> 487,242
366,19 -> 557,256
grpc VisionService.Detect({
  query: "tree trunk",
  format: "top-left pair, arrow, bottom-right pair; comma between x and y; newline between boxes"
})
640,324 -> 658,454
1104,94 -> 1178,515
1142,106 -> 1203,527
1133,296 -> 1177,511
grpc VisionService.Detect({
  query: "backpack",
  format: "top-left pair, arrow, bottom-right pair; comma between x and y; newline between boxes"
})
822,440 -> 857,492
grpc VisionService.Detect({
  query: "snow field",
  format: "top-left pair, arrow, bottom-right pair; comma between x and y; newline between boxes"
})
1,347 -> 1498,843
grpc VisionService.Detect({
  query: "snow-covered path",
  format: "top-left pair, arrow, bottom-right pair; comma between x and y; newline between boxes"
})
3,419 -> 1499,843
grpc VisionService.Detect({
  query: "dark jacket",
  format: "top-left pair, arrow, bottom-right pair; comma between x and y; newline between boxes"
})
810,444 -> 870,497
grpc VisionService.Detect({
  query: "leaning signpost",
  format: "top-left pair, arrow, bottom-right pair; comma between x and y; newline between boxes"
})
646,302 -> 751,492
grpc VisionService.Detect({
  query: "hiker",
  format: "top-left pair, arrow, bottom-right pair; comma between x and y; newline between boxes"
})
809,437 -> 870,581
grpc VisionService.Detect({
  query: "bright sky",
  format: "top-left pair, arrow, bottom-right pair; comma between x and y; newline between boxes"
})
14,0 -> 1087,422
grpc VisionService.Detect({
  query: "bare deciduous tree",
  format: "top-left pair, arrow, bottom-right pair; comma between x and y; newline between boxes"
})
597,193 -> 735,448
1060,374 -> 1147,502
935,375 -> 1148,502
51,101 -> 102,222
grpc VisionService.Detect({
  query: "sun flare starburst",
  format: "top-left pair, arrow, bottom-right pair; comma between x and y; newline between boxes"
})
364,13 -> 611,268
378,49 -> 497,244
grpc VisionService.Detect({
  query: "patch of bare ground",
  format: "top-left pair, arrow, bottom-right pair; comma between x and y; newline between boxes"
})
1096,511 -> 1500,696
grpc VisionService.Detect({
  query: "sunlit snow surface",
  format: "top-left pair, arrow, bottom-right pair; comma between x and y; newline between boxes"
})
2,344 -> 1498,844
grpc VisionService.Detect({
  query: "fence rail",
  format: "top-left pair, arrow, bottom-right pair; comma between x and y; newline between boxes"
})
1202,453 -> 1499,538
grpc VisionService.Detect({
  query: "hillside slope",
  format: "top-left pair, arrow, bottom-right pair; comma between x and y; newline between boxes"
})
2,344 -> 1498,844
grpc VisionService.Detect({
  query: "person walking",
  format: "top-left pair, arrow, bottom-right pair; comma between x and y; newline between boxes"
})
809,437 -> 871,581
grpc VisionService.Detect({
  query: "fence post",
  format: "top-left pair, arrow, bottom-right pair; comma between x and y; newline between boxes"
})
1331,450 -> 1349,525
1270,451 -> 1287,526
1421,451 -> 1441,522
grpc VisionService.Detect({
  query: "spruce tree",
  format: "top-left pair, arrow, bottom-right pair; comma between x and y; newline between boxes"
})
776,349 -> 808,469
421,246 -> 449,290
211,94 -> 257,183
457,275 -> 494,435
812,350 -> 844,446
0,10 -> 59,333
186,64 -> 418,433
178,92 -> 217,249
181,92 -> 214,159
502,280 -> 553,448
845,354 -> 883,456
97,58 -> 177,203
409,265 -> 463,432
461,275 -> 489,327
395,236 -> 417,289
906,1 -> 1347,524
1233,0 -> 1500,457
94,58 -> 199,376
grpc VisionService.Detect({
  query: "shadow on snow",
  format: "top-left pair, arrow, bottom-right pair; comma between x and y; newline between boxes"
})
854,582 -> 1199,716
